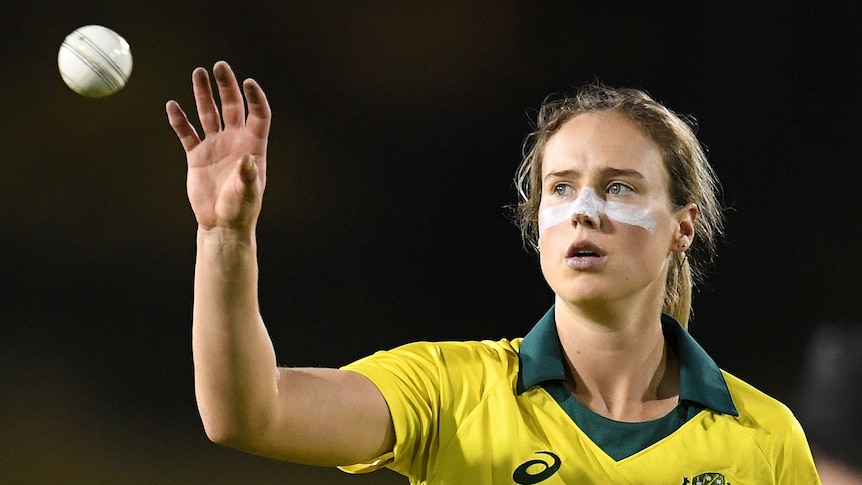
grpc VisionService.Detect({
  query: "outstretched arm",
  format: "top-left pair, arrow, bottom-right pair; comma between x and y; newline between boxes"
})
166,61 -> 394,466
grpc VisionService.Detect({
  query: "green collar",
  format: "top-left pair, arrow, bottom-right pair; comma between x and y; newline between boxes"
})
516,306 -> 738,417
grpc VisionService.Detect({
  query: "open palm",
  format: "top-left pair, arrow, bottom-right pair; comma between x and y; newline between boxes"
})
166,61 -> 271,232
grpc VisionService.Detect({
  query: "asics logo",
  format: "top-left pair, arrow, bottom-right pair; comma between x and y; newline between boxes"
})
512,451 -> 561,484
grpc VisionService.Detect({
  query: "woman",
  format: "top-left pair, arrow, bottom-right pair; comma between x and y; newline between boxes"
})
166,61 -> 819,484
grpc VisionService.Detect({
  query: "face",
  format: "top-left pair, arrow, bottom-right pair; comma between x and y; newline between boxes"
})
537,111 -> 695,310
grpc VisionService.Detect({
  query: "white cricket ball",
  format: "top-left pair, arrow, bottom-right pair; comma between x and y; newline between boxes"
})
58,25 -> 133,98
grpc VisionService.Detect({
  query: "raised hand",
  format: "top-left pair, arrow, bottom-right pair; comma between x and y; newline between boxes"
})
166,61 -> 271,232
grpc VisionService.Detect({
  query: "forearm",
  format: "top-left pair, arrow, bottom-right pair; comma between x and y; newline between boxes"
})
192,226 -> 278,445
169,63 -> 395,464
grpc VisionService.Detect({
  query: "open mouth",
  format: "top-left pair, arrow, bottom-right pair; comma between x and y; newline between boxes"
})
565,241 -> 605,269
566,241 -> 605,258
571,250 -> 600,257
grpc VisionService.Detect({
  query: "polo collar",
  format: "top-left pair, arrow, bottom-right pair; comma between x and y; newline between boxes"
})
516,306 -> 738,416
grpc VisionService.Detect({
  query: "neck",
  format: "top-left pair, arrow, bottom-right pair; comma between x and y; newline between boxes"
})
554,299 -> 680,422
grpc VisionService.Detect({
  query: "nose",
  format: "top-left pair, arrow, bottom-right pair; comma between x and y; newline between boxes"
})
570,187 -> 602,229
572,210 -> 601,229
537,187 -> 605,236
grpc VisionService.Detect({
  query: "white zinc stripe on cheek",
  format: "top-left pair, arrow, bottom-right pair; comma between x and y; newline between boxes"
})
605,199 -> 658,232
538,201 -> 577,235
538,187 -> 658,235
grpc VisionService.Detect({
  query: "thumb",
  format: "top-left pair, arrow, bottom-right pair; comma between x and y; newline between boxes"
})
237,154 -> 258,183
234,154 -> 262,206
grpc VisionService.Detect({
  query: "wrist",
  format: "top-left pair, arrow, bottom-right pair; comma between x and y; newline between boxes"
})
197,226 -> 256,248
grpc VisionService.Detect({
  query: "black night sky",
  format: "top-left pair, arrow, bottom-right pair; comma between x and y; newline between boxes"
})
1,2 -> 859,483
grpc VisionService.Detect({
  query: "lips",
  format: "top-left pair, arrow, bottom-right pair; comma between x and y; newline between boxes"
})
566,241 -> 605,258
565,240 -> 606,270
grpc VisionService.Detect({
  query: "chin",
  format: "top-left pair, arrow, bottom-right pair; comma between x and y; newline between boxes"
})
552,285 -> 614,307
546,270 -> 608,296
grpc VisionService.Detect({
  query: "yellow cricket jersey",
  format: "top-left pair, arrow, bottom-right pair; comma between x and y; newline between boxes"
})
339,308 -> 820,484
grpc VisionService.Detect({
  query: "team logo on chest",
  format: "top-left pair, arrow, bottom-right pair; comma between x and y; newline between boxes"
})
682,472 -> 730,485
512,451 -> 561,484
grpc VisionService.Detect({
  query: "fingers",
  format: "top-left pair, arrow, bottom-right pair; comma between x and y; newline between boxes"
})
193,67 -> 221,135
168,61 -> 270,150
165,100 -> 201,152
243,79 -> 272,140
213,61 -> 245,129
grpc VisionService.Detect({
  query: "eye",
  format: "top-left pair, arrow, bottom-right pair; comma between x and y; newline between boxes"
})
553,183 -> 573,197
607,182 -> 634,196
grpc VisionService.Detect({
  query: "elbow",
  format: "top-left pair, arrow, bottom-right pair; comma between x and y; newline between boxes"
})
195,387 -> 279,451
203,423 -> 231,446
201,416 -> 242,447
199,411 -> 262,450
202,417 -> 283,460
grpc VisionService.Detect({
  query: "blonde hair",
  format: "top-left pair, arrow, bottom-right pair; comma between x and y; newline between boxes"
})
514,84 -> 724,327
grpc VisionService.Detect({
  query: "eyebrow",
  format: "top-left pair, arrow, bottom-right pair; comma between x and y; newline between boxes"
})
543,167 -> 646,182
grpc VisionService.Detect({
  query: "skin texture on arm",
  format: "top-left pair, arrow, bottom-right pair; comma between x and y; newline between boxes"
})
165,61 -> 394,466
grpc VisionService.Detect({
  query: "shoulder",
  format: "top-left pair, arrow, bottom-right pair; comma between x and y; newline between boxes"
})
721,370 -> 820,481
720,370 -> 811,454
342,338 -> 526,416
721,370 -> 797,428
344,338 -> 523,381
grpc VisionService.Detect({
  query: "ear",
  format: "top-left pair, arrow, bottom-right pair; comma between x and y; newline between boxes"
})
671,202 -> 698,253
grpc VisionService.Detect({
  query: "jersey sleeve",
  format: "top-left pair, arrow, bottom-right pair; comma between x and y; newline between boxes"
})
337,339 -> 518,482
775,413 -> 821,484
337,342 -> 445,480
724,371 -> 822,484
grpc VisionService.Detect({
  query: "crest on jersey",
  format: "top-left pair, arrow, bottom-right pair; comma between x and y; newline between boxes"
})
682,472 -> 729,485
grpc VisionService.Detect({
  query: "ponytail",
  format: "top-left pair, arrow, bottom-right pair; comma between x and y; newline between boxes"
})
663,252 -> 693,328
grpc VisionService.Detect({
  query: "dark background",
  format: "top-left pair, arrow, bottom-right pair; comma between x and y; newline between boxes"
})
1,2 -> 859,483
